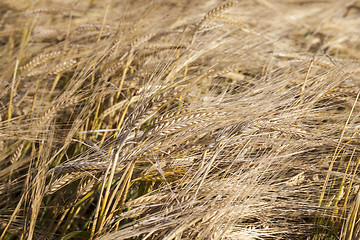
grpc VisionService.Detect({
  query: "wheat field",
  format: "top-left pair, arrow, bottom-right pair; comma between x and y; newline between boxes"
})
1,0 -> 360,239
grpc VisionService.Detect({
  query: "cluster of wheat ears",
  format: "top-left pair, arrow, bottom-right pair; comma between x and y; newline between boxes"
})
1,0 -> 360,239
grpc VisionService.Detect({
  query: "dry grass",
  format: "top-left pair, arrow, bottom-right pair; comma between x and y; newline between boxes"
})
1,0 -> 360,239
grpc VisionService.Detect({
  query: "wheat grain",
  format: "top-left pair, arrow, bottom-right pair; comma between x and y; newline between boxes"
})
49,58 -> 77,75
9,142 -> 24,164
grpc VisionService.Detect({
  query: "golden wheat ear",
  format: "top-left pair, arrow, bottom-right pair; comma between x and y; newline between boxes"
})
191,1 -> 238,44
